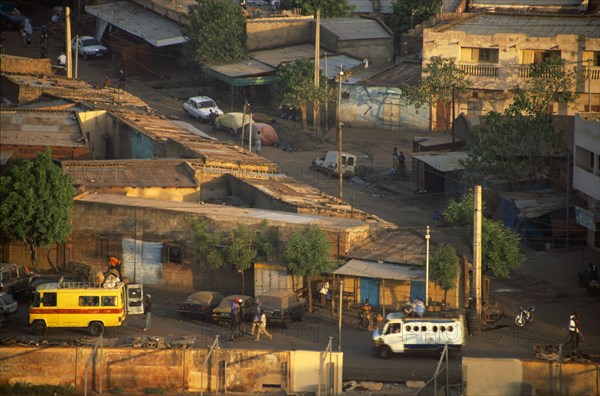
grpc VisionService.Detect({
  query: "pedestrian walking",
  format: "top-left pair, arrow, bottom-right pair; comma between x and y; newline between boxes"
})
231,298 -> 241,332
255,310 -> 272,341
19,27 -> 27,47
391,147 -> 399,175
319,280 -> 329,307
255,130 -> 262,154
398,151 -> 406,180
208,109 -> 217,132
566,311 -> 582,349
103,73 -> 111,88
23,18 -> 33,45
39,31 -> 49,58
250,302 -> 261,336
143,294 -> 152,331
118,68 -> 126,90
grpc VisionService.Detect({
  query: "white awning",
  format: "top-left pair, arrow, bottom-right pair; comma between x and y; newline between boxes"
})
85,1 -> 187,47
334,259 -> 425,281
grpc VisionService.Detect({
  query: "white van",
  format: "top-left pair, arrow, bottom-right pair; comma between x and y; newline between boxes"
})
372,313 -> 465,359
312,151 -> 356,177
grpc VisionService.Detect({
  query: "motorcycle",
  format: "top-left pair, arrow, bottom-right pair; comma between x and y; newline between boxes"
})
515,306 -> 535,327
358,311 -> 372,330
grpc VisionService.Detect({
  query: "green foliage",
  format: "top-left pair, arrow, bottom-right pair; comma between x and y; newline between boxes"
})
0,382 -> 76,395
190,219 -> 226,271
226,224 -> 258,273
385,0 -> 440,41
400,56 -> 469,130
443,191 -> 524,279
462,57 -> 573,184
275,59 -> 332,131
0,149 -> 75,268
429,244 -> 460,303
286,0 -> 354,17
143,388 -> 166,395
181,0 -> 247,66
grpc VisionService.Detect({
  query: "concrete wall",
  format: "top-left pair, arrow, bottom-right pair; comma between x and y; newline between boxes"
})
464,357 -> 600,396
0,347 -> 343,394
0,55 -> 52,76
246,17 -> 314,51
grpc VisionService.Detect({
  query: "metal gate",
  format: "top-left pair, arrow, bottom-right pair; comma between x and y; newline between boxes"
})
359,277 -> 380,307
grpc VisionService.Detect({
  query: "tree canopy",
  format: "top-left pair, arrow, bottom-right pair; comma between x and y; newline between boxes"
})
443,191 -> 524,279
284,225 -> 336,312
0,149 -> 75,269
181,0 -> 247,66
286,0 -> 354,18
400,56 -> 469,131
429,244 -> 460,305
385,0 -> 440,42
462,57 -> 573,184
275,59 -> 332,133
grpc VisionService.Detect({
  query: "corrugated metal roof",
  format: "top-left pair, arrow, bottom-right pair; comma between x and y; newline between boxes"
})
334,259 -> 425,281
440,14 -> 600,37
500,190 -> 568,218
117,113 -> 213,143
2,73 -> 151,112
320,54 -> 365,80
346,229 -> 425,264
0,110 -> 87,148
63,159 -> 198,188
321,18 -> 393,40
411,151 -> 469,172
86,1 -> 186,47
250,44 -> 318,68
210,59 -> 275,78
364,59 -> 422,86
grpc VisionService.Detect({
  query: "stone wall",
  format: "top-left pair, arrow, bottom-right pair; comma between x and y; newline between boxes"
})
0,347 -> 343,395
246,17 -> 314,52
0,55 -> 52,75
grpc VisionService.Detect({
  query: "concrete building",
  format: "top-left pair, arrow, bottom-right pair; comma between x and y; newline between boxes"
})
469,0 -> 590,14
422,13 -> 600,128
0,110 -> 90,162
573,113 -> 600,259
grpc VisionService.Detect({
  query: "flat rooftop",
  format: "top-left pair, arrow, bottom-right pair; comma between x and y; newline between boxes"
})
437,13 -> 600,37
0,110 -> 87,148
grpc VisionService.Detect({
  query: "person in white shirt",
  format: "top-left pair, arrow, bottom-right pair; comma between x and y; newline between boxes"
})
255,310 -> 272,341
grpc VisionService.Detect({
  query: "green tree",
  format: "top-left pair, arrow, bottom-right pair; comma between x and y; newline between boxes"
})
191,219 -> 278,293
443,191 -> 525,279
385,0 -> 440,43
400,56 -> 470,132
429,244 -> 460,305
286,0 -> 354,18
284,225 -> 336,312
462,57 -> 574,185
181,0 -> 247,66
0,149 -> 75,270
275,59 -> 332,134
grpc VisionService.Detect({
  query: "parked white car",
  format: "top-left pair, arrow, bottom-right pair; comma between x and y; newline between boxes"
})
183,96 -> 224,122
71,36 -> 109,59
311,150 -> 356,177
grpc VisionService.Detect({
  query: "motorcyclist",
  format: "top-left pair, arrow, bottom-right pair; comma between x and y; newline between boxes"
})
361,299 -> 374,330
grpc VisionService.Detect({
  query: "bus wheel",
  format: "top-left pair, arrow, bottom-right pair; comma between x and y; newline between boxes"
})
88,322 -> 105,337
378,346 -> 391,359
32,320 -> 46,335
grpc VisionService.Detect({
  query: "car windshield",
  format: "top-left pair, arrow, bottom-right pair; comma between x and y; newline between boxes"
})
258,296 -> 282,309
81,38 -> 100,47
199,100 -> 216,109
0,293 -> 15,305
187,292 -> 214,304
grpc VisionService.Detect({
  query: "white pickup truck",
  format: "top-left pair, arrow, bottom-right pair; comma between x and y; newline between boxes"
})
311,150 -> 356,177
372,313 -> 465,359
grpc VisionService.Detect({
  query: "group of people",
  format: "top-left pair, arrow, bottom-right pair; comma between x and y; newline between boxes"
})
391,147 -> 406,179
230,298 -> 272,341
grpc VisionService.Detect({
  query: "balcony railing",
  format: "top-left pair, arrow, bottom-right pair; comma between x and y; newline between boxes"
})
519,64 -> 564,78
459,64 -> 499,77
575,66 -> 600,80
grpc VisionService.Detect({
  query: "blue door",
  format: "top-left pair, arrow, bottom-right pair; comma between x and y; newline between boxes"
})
360,277 -> 380,307
410,281 -> 425,302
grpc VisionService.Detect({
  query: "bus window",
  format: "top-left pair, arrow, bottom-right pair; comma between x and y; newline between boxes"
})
80,296 -> 99,306
42,293 -> 57,307
102,296 -> 116,306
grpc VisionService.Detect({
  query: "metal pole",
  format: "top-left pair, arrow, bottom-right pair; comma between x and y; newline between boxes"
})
451,84 -> 455,150
313,9 -> 320,139
338,280 -> 343,351
248,113 -> 253,153
99,335 -> 103,394
473,185 -> 482,317
566,153 -> 570,250
65,7 -> 72,79
337,65 -> 344,200
74,35 -> 79,79
324,52 -> 328,133
241,102 -> 247,149
588,59 -> 592,111
425,225 -> 430,307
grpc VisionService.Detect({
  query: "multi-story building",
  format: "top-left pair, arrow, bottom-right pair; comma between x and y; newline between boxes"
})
422,13 -> 600,128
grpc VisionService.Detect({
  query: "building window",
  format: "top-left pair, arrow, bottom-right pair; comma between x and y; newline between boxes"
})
167,246 -> 183,264
583,51 -> 600,67
467,101 -> 483,115
520,50 -> 561,64
460,47 -> 499,63
575,146 -> 595,173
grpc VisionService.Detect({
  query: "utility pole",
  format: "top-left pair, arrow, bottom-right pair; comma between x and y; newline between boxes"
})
425,225 -> 430,307
313,9 -> 321,140
65,7 -> 72,79
473,185 -> 482,317
588,59 -> 592,111
337,65 -> 344,200
240,101 -> 248,149
451,84 -> 456,150
248,112 -> 253,153
338,280 -> 343,351
324,52 -> 328,134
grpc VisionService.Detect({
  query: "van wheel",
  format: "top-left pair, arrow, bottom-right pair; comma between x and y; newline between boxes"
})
88,321 -> 104,336
32,320 -> 46,335
378,346 -> 391,359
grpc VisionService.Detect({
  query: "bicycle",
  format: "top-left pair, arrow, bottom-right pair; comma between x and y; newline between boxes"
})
358,312 -> 372,330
